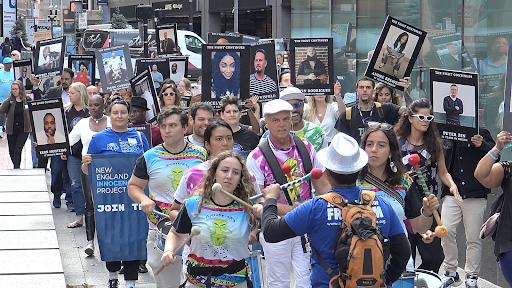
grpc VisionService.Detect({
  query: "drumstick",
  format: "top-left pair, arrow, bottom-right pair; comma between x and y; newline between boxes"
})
153,210 -> 170,219
408,154 -> 447,238
212,183 -> 253,209
250,168 -> 324,201
282,164 -> 302,202
154,226 -> 201,275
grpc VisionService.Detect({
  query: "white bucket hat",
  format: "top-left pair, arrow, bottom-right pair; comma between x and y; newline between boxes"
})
317,133 -> 368,174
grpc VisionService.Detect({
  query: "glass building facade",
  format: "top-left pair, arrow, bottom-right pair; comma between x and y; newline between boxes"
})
291,0 -> 509,145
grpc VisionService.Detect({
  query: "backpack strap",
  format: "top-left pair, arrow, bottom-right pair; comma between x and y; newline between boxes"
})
346,107 -> 352,121
258,138 -> 293,205
363,173 -> 405,210
359,190 -> 376,206
374,102 -> 385,122
293,135 -> 313,198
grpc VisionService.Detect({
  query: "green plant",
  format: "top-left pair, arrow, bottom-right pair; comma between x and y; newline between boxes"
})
111,8 -> 127,29
10,17 -> 28,42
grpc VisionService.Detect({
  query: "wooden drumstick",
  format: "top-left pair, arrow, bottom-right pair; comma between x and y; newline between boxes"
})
153,210 -> 170,219
212,183 -> 253,209
282,164 -> 302,202
408,154 -> 447,238
154,226 -> 201,275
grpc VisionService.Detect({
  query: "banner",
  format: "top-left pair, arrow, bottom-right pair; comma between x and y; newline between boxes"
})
3,0 -> 16,39
89,153 -> 149,262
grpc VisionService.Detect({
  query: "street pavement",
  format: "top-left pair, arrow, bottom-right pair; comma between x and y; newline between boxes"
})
0,136 -> 507,287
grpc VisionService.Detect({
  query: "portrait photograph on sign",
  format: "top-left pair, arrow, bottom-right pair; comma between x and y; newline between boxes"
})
131,68 -> 159,123
409,67 -> 430,102
96,44 -> 134,92
68,54 -> 95,86
168,56 -> 188,84
289,38 -> 334,95
365,16 -> 427,91
249,40 -> 278,103
201,44 -> 250,104
427,33 -> 476,73
29,98 -> 70,157
14,59 -> 34,92
156,24 -> 178,55
33,37 -> 66,78
430,68 -> 478,141
135,58 -> 170,93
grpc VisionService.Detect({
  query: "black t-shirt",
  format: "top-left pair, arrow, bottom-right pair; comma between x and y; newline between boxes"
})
12,101 -> 25,134
233,124 -> 259,152
66,106 -> 89,157
335,102 -> 401,143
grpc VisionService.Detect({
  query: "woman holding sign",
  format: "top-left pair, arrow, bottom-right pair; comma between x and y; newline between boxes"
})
0,80 -> 31,168
162,150 -> 259,288
82,99 -> 149,288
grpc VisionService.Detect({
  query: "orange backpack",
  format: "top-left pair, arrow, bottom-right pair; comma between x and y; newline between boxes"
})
313,191 -> 386,288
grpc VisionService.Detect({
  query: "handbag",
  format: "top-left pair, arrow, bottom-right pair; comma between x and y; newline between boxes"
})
480,193 -> 504,241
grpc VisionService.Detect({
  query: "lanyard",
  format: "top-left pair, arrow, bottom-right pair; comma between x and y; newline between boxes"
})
358,104 -> 373,125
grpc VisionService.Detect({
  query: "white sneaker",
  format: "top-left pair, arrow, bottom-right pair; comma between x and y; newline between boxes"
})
442,272 -> 462,287
379,63 -> 385,68
85,241 -> 94,256
465,275 -> 478,288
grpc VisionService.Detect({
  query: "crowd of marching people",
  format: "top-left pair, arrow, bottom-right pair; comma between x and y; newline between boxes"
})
3,46 -> 512,288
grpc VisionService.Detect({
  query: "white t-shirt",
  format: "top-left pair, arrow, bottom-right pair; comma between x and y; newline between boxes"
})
108,57 -> 122,70
68,116 -> 112,156
304,102 -> 339,143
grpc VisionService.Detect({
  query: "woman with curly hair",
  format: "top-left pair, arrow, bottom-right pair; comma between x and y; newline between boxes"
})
162,150 -> 259,288
158,83 -> 181,109
211,51 -> 240,98
373,82 -> 402,106
395,98 -> 459,273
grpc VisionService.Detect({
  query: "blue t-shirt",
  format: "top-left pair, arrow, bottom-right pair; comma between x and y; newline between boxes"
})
87,128 -> 149,155
0,69 -> 14,102
284,186 -> 405,288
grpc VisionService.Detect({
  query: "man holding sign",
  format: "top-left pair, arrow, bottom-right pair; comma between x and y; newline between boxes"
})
128,106 -> 207,288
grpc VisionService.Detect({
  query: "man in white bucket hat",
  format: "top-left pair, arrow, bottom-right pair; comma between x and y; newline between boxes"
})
260,132 -> 410,288
247,98 -> 331,288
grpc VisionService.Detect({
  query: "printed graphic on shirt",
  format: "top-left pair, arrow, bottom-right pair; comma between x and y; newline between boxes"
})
106,138 -> 140,153
284,158 -> 305,202
325,200 -> 386,226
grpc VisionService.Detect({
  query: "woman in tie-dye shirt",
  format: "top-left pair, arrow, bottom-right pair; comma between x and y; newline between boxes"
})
161,151 -> 259,288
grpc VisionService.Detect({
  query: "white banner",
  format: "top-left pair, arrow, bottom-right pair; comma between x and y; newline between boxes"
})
25,20 -> 52,45
3,0 -> 16,37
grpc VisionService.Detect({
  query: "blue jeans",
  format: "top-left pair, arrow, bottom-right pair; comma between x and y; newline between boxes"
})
500,252 -> 512,286
30,134 -> 38,168
50,156 -> 72,203
67,156 -> 85,216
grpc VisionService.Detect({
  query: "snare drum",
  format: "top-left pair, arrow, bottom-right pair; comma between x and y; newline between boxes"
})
155,219 -> 173,253
415,269 -> 442,288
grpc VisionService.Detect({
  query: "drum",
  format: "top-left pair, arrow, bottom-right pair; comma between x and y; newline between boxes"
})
246,246 -> 265,288
415,269 -> 442,288
155,219 -> 173,253
391,269 -> 442,288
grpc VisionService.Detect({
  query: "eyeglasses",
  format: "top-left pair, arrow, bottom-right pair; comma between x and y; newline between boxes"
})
411,114 -> 434,122
290,101 -> 303,109
162,92 -> 176,97
366,121 -> 393,130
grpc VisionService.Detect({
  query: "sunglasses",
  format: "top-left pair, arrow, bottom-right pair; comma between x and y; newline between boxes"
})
162,92 -> 176,97
367,121 -> 393,130
290,101 -> 303,109
412,114 -> 434,122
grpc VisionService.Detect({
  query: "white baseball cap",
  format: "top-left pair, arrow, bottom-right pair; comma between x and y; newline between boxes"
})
279,87 -> 305,101
263,99 -> 294,117
317,133 -> 368,174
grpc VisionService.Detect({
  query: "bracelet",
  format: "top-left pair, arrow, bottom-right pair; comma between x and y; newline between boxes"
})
493,146 -> 502,153
488,151 -> 498,161
420,207 -> 433,218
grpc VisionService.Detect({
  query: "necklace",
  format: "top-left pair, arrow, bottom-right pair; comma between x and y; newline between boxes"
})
91,114 -> 105,124
113,130 -> 128,141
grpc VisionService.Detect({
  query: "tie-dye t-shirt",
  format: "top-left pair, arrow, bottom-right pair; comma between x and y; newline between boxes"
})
247,134 -> 324,204
174,161 -> 210,204
132,142 -> 207,227
259,120 -> 327,152
173,196 -> 251,288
